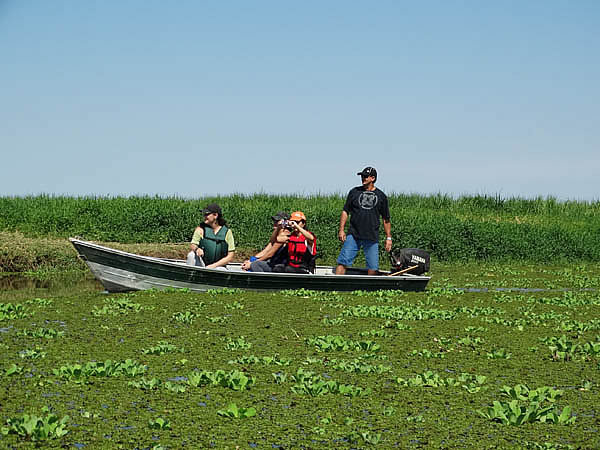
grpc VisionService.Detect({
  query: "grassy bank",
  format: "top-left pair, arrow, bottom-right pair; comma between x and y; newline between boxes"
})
0,232 -> 259,274
1,194 -> 600,265
0,232 -> 83,274
1,267 -> 600,448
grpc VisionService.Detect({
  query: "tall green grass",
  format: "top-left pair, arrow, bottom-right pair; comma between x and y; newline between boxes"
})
1,194 -> 599,261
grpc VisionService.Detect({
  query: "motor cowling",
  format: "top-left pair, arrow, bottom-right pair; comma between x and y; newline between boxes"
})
389,248 -> 430,275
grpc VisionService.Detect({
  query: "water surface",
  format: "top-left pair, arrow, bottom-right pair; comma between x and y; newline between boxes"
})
0,273 -> 102,297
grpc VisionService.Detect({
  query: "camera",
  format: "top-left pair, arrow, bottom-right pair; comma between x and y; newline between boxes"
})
280,220 -> 295,231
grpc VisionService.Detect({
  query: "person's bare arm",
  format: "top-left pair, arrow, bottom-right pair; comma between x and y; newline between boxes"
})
293,222 -> 314,244
207,251 -> 235,269
260,242 -> 284,260
253,242 -> 273,260
276,229 -> 291,243
383,219 -> 392,252
242,226 -> 283,270
338,210 -> 348,242
190,227 -> 204,256
268,227 -> 280,244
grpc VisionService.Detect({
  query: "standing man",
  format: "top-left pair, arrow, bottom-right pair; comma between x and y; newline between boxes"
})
336,167 -> 392,276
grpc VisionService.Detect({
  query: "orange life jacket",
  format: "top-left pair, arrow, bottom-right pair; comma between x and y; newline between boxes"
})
287,232 -> 317,268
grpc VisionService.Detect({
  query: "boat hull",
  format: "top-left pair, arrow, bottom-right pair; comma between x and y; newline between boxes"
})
70,239 -> 430,292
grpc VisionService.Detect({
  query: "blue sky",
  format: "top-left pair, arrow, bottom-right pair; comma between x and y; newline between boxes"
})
1,1 -> 598,200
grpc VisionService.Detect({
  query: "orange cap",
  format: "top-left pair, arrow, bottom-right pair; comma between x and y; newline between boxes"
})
290,211 -> 306,221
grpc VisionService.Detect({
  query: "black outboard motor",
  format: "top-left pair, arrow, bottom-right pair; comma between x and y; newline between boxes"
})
389,248 -> 430,275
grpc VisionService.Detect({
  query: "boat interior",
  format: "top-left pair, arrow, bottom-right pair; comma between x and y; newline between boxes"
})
163,258 -> 399,276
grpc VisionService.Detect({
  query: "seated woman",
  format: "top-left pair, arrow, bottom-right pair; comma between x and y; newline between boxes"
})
272,211 -> 317,274
186,203 -> 235,269
241,211 -> 291,272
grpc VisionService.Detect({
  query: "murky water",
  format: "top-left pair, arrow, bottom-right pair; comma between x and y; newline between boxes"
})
1,273 -> 596,295
0,276 -> 54,291
0,273 -> 103,295
463,287 -> 597,293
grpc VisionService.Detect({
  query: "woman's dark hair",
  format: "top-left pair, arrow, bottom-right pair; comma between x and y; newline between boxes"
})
216,214 -> 227,226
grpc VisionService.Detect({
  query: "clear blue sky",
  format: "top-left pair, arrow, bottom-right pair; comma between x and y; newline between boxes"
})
1,1 -> 598,200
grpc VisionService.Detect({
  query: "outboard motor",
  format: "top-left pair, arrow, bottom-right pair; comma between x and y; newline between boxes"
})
389,248 -> 430,275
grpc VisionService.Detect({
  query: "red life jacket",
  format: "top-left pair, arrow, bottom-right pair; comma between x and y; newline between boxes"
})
287,232 -> 317,268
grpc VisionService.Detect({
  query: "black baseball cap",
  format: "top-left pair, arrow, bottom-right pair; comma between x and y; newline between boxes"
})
202,203 -> 222,215
357,167 -> 377,179
271,211 -> 290,222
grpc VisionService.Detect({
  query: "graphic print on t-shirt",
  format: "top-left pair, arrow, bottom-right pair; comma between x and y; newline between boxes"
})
358,191 -> 378,210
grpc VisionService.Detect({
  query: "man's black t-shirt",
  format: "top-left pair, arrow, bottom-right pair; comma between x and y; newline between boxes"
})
343,186 -> 390,242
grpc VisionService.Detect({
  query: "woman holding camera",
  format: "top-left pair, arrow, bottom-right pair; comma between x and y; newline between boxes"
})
272,211 -> 317,274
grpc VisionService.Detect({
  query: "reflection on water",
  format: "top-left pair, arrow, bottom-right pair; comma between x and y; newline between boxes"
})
0,273 -> 103,294
0,276 -> 53,290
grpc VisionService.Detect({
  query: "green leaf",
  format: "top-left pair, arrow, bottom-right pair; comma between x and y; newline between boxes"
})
558,405 -> 574,424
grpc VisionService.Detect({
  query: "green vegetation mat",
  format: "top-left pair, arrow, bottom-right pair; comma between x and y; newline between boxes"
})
1,265 -> 599,448
2,194 -> 600,263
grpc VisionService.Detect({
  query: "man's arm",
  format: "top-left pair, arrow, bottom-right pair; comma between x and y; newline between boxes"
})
260,242 -> 284,260
338,210 -> 348,242
253,225 -> 282,258
242,226 -> 282,270
242,242 -> 272,270
268,227 -> 280,244
380,192 -> 392,252
254,242 -> 273,260
339,189 -> 355,242
383,219 -> 392,252
276,228 -> 291,243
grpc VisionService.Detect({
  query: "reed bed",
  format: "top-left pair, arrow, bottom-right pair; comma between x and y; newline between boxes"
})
1,194 -> 599,262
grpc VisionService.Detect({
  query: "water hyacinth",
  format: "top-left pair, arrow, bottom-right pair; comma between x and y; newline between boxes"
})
1,256 -> 598,447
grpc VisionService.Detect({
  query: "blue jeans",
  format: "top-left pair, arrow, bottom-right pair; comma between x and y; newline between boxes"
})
249,260 -> 274,272
337,234 -> 379,271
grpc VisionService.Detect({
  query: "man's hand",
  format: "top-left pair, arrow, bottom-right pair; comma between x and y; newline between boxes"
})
195,247 -> 204,257
241,260 -> 251,271
338,230 -> 346,242
385,239 -> 392,252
